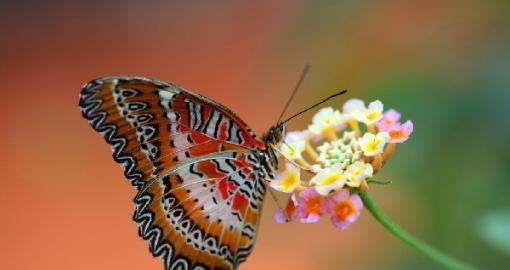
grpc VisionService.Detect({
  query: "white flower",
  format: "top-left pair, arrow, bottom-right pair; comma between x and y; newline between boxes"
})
280,140 -> 306,161
341,98 -> 366,121
280,130 -> 310,160
270,163 -> 301,193
310,164 -> 347,195
356,100 -> 384,125
357,132 -> 389,156
345,161 -> 373,187
308,107 -> 343,135
343,99 -> 366,114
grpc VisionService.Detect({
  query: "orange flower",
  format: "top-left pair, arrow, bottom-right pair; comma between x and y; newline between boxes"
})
297,187 -> 327,223
327,189 -> 363,230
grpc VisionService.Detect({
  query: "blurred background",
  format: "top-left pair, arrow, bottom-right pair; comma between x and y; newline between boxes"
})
1,0 -> 510,269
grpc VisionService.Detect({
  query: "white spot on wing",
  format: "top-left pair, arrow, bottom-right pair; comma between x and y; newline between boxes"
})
159,90 -> 175,100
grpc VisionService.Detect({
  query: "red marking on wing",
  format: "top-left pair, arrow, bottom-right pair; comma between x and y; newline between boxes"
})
190,132 -> 210,144
218,178 -> 229,200
234,155 -> 253,176
219,122 -> 229,141
196,160 -> 225,180
233,193 -> 248,212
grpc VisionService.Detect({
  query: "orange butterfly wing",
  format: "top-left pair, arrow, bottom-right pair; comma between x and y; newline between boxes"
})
79,77 -> 268,270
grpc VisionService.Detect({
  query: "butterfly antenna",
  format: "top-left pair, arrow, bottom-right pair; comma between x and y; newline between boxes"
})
276,63 -> 311,124
279,89 -> 347,125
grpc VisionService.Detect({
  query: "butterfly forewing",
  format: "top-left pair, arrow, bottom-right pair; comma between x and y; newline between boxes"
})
79,77 -> 268,270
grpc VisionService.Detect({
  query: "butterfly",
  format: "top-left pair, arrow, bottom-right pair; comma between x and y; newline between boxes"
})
79,76 -> 287,270
78,67 -> 344,269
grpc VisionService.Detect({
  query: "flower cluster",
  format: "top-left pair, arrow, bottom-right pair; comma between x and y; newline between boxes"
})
270,99 -> 413,230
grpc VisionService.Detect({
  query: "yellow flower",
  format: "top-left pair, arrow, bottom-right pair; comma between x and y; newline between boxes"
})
270,163 -> 301,193
308,107 -> 343,135
357,132 -> 389,156
356,100 -> 384,125
345,161 -> 373,187
310,165 -> 347,195
280,137 -> 306,161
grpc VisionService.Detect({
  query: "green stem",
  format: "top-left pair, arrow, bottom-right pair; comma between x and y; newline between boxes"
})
358,190 -> 476,270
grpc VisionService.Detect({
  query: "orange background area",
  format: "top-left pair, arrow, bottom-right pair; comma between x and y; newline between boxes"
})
2,1 -> 510,269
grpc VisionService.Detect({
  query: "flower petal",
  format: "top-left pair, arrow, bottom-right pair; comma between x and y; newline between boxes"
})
270,163 -> 301,193
328,189 -> 363,230
358,132 -> 388,156
297,187 -> 327,223
343,99 -> 366,113
310,164 -> 346,195
308,107 -> 343,136
387,120 -> 414,143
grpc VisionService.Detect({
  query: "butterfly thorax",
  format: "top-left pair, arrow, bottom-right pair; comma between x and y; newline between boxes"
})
252,146 -> 278,181
257,124 -> 285,180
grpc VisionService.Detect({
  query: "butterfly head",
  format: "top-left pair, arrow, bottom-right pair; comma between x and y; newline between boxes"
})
263,124 -> 285,147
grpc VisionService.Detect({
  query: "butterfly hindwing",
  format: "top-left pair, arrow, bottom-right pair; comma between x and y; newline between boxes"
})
134,151 -> 266,270
79,77 -> 268,270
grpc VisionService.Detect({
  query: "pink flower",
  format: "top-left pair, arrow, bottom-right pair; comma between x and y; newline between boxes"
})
378,109 -> 401,131
273,195 -> 298,224
378,109 -> 414,143
326,189 -> 363,230
386,120 -> 414,143
297,187 -> 328,223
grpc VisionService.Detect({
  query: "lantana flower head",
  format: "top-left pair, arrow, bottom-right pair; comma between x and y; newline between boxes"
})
269,98 -> 414,230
